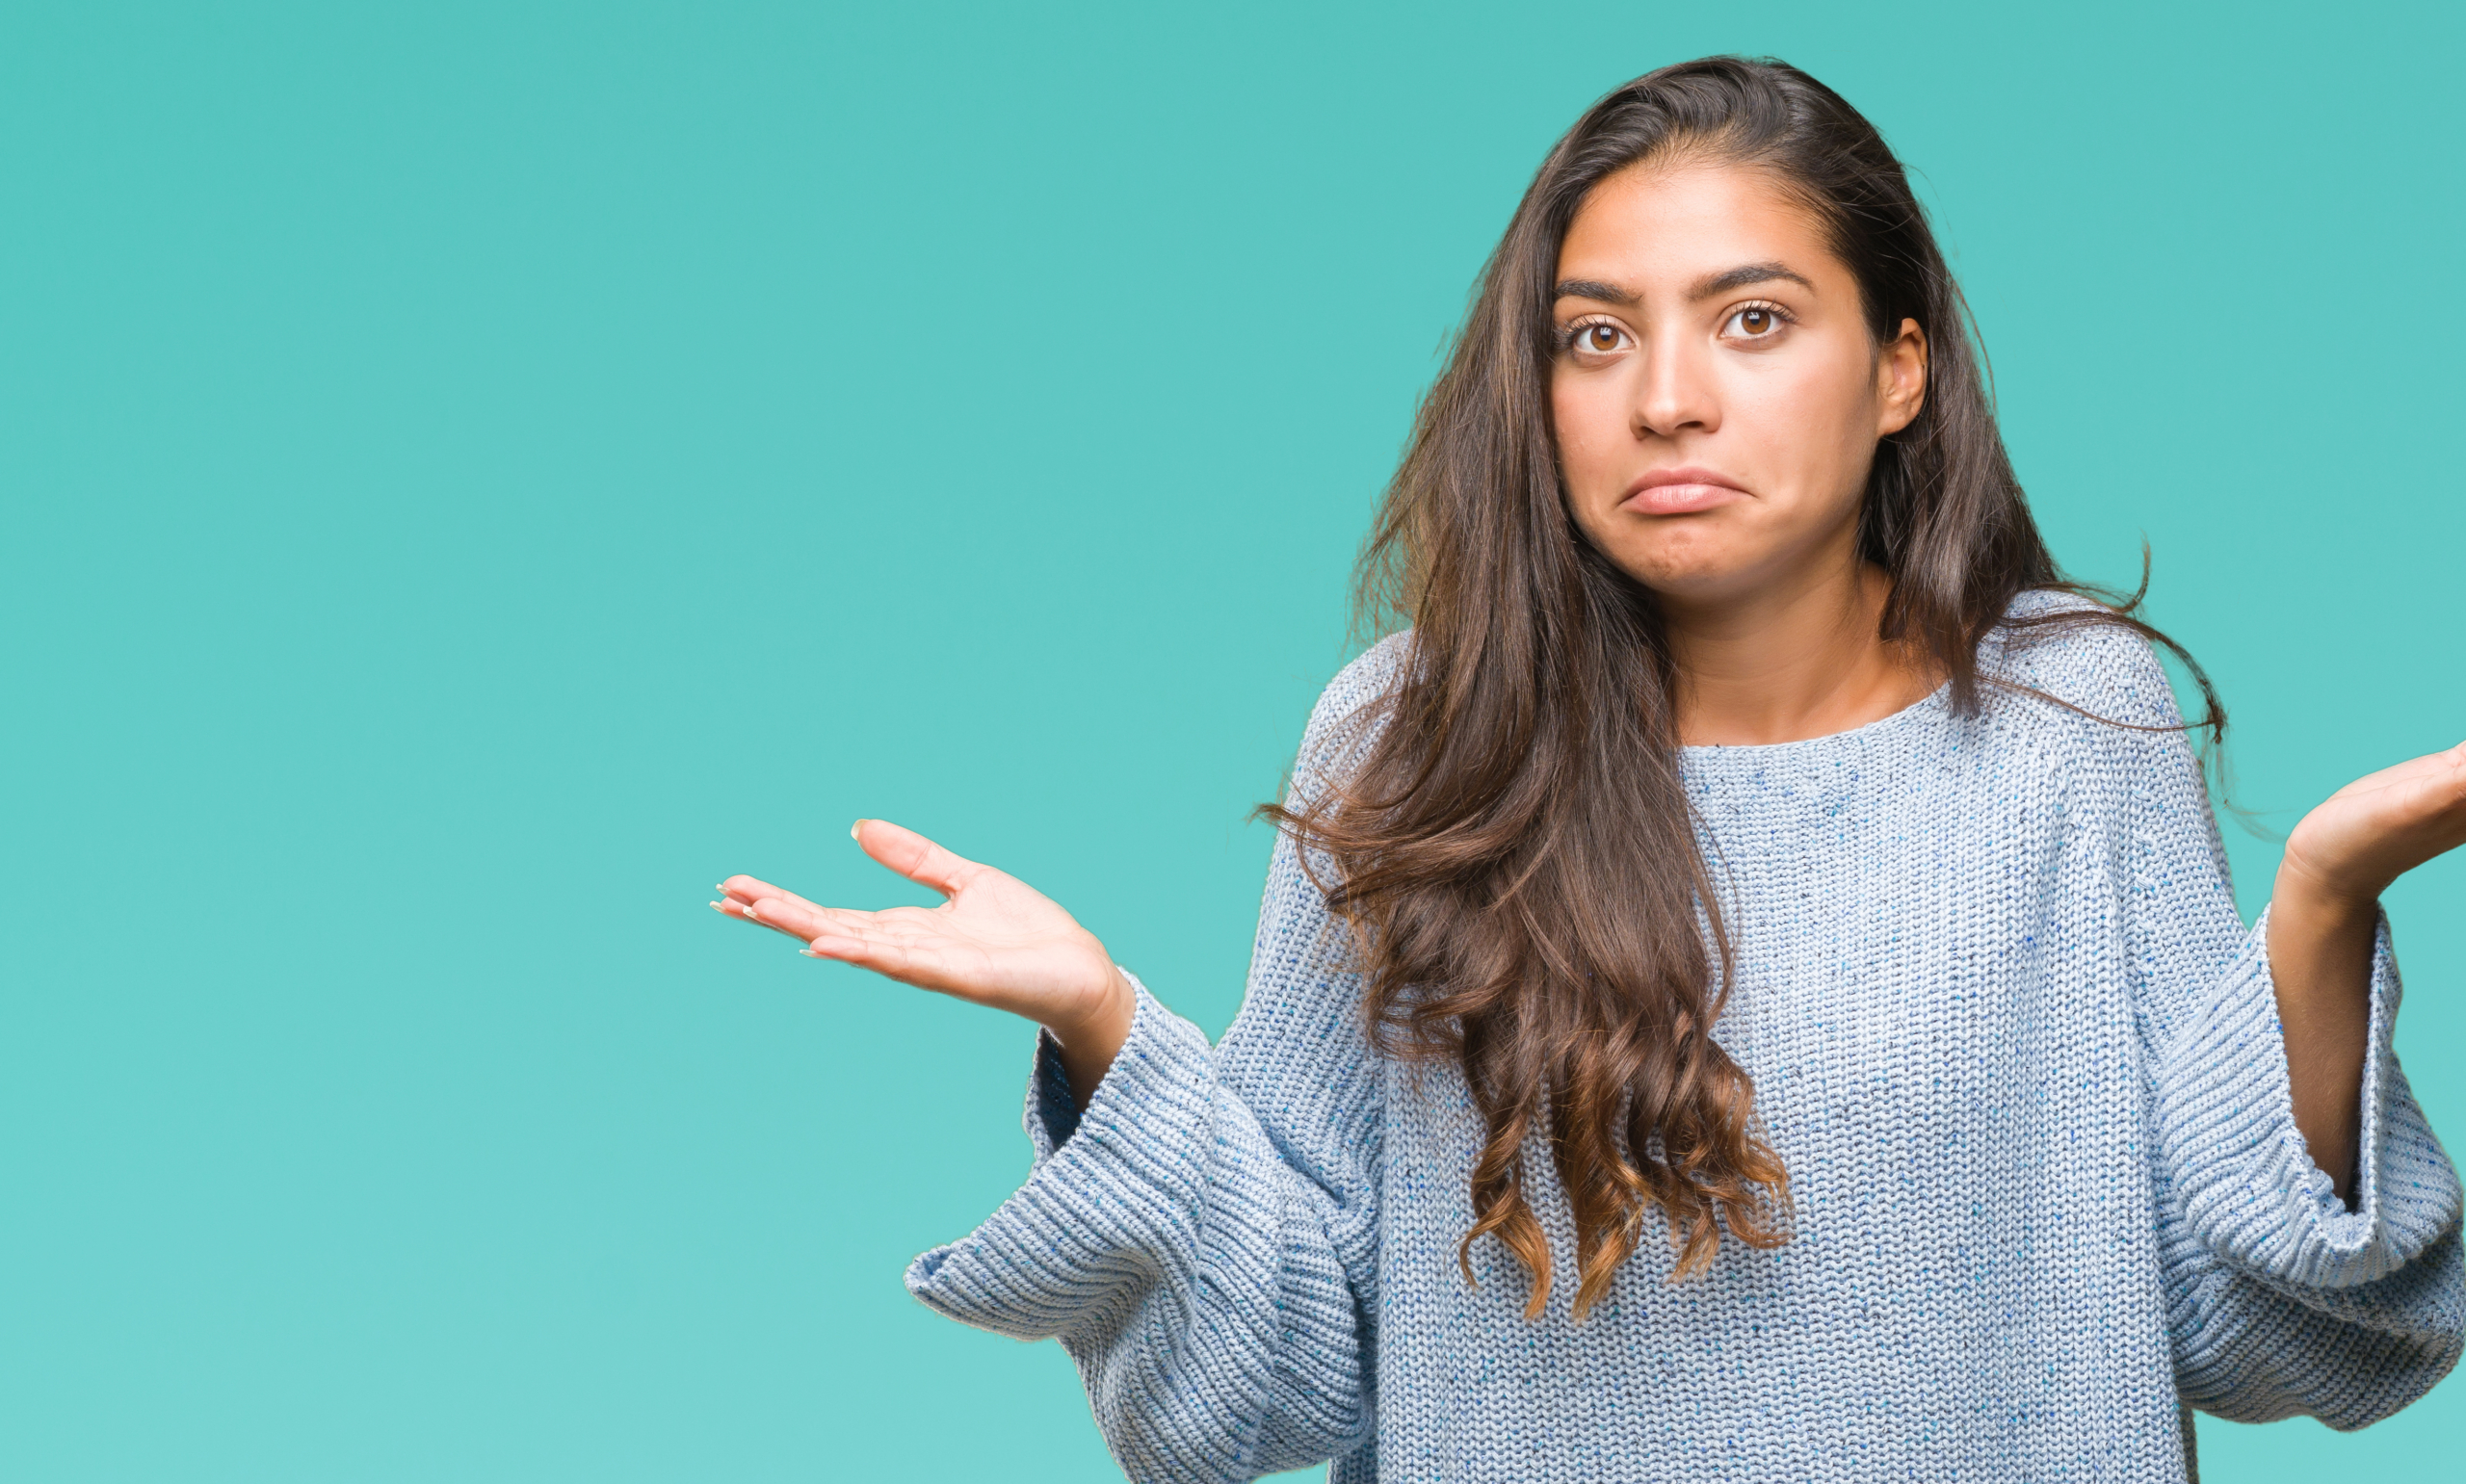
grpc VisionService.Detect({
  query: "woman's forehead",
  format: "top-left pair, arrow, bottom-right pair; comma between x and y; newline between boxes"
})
1558,162 -> 1840,292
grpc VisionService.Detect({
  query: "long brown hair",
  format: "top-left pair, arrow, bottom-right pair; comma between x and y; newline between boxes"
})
1264,57 -> 2222,1321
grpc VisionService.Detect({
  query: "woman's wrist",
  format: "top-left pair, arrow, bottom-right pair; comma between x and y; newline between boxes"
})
1045,963 -> 1137,1110
2270,869 -> 2379,948
2273,844 -> 2385,924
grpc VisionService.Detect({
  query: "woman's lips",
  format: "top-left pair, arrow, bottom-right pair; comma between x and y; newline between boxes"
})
1619,467 -> 1750,515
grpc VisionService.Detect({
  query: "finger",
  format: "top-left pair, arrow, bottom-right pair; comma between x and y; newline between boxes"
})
2325,746 -> 2466,803
716,875 -> 840,941
2374,748 -> 2466,809
2436,746 -> 2466,818
719,875 -> 826,914
799,924 -> 975,997
852,819 -> 981,898
710,896 -> 800,939
740,895 -> 883,943
710,898 -> 810,940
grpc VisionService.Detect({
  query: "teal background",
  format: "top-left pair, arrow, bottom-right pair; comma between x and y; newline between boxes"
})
3,1 -> 2459,1477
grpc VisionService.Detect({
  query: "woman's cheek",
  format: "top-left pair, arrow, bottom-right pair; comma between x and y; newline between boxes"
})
1554,386 -> 1624,496
1734,370 -> 1852,509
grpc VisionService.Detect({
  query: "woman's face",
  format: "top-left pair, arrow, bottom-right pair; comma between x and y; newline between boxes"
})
1549,160 -> 1927,611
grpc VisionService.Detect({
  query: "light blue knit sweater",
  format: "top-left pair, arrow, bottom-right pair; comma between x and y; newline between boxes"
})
905,594 -> 2463,1482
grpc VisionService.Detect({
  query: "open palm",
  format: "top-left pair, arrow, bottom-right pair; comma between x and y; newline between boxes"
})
714,819 -> 1124,1037
2283,740 -> 2466,904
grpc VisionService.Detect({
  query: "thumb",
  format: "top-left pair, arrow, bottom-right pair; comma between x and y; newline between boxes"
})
851,818 -> 979,898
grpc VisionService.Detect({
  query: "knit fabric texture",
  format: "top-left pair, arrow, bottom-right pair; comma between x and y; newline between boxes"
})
905,594 -> 2464,1482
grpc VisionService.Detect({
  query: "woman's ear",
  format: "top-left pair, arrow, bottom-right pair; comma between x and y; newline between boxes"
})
1876,317 -> 1928,436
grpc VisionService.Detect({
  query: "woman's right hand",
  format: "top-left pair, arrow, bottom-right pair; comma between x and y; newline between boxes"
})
714,819 -> 1136,1105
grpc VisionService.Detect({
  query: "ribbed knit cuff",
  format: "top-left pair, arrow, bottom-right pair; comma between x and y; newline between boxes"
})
904,972 -> 1222,1340
2160,907 -> 2462,1290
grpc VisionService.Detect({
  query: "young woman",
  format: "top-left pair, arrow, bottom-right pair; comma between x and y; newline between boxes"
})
715,58 -> 2465,1481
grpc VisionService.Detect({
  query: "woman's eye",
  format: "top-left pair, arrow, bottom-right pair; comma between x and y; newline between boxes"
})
1571,323 -> 1628,354
1725,305 -> 1784,339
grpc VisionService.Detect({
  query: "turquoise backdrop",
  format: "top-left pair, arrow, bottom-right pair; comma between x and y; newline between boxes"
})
4,2 -> 2460,1478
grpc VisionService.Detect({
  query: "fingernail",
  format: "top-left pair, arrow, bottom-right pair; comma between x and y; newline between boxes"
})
850,819 -> 865,841
708,900 -> 724,912
744,902 -> 763,921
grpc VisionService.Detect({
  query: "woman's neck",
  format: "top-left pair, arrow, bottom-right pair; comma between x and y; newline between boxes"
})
1664,560 -> 1936,747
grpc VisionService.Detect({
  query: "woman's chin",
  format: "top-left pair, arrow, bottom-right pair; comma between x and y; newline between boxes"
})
1613,548 -> 1772,606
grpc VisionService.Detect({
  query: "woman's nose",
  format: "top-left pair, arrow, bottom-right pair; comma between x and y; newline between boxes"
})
1633,336 -> 1718,438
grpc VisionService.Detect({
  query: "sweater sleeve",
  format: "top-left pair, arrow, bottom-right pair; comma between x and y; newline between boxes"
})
2048,621 -> 2466,1426
902,643 -> 1401,1483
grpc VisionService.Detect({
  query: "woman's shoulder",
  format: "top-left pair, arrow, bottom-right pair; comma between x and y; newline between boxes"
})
1983,587 -> 2186,732
1317,631 -> 1416,715
1290,631 -> 1416,797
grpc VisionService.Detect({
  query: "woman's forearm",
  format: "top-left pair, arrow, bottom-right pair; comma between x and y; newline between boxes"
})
2262,739 -> 2466,1208
2265,868 -> 2379,1206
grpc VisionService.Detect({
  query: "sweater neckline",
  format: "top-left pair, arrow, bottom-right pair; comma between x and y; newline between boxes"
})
1677,678 -> 1954,759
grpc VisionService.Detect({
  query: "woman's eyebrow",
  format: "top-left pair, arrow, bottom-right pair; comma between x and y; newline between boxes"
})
1690,262 -> 1814,299
1553,278 -> 1636,305
1552,263 -> 1818,308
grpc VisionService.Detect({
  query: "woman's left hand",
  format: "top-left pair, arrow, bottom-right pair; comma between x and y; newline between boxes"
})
2281,739 -> 2466,908
2269,737 -> 2466,1205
